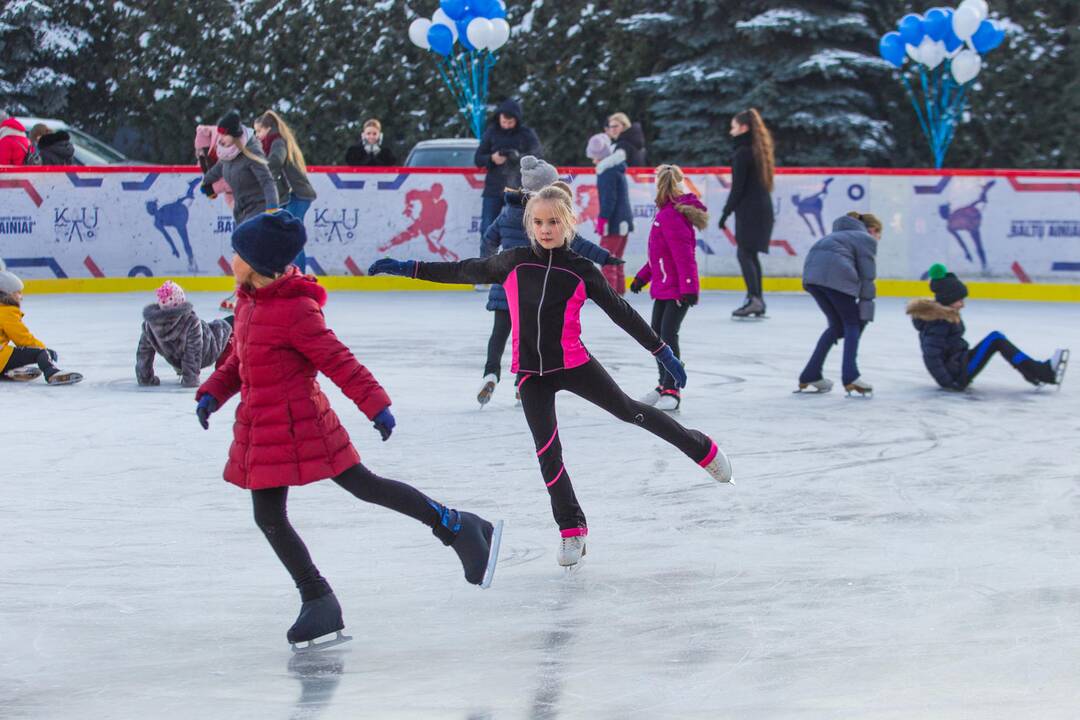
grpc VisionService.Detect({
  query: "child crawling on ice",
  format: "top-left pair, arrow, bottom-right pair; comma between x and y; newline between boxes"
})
907,263 -> 1068,391
136,281 -> 233,387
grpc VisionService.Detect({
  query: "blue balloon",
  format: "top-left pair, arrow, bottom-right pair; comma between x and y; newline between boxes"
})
457,19 -> 476,51
471,0 -> 499,18
922,8 -> 949,42
898,13 -> 925,47
440,0 -> 468,21
427,24 -> 454,56
971,19 -> 1005,53
878,31 -> 906,68
942,10 -> 964,52
489,1 -> 507,19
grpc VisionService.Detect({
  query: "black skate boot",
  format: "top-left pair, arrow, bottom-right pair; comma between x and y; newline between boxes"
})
288,592 -> 351,653
431,504 -> 504,589
1018,358 -> 1056,387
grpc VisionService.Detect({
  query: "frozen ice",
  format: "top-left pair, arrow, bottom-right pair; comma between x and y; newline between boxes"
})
3,290 -> 1079,719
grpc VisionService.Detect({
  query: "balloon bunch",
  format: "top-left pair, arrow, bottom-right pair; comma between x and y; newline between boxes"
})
408,1 -> 512,139
878,1 -> 1006,167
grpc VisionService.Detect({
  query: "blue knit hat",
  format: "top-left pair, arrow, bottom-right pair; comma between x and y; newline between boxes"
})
231,210 -> 306,277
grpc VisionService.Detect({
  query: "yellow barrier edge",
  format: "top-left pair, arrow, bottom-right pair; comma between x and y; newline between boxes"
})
21,275 -> 1080,302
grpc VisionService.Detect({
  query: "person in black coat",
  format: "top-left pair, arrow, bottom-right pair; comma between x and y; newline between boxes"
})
606,112 -> 646,167
37,131 -> 76,165
718,108 -> 776,318
345,119 -> 396,166
474,98 -> 542,236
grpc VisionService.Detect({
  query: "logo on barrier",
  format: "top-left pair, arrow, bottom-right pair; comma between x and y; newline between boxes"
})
214,216 -> 235,234
0,215 -> 35,235
313,208 -> 360,244
1008,220 -> 1080,239
53,207 -> 100,242
379,183 -> 457,261
792,178 -> 833,237
575,185 -> 599,225
146,179 -> 198,272
939,180 -> 993,271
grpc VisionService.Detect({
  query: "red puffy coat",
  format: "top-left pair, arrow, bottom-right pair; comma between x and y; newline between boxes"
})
0,117 -> 32,166
197,268 -> 390,489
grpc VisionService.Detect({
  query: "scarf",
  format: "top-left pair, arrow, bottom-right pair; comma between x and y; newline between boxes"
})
260,132 -> 281,158
216,126 -> 250,162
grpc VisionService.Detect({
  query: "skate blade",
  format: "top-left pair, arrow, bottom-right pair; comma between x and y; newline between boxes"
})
844,386 -> 872,397
1055,349 -> 1069,390
46,372 -> 83,386
4,368 -> 42,382
477,382 -> 496,408
793,385 -> 831,394
290,631 -> 352,654
480,520 -> 504,589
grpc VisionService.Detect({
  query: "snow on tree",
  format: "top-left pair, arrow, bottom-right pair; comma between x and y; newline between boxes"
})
0,0 -> 89,115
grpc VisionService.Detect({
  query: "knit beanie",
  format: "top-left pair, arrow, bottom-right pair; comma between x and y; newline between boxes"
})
156,280 -> 186,309
928,263 -> 968,306
231,210 -> 307,278
586,133 -> 612,161
217,110 -> 243,138
520,156 -> 559,193
0,270 -> 24,295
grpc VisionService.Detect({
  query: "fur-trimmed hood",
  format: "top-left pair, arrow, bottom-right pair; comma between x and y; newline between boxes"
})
0,292 -> 20,308
906,298 -> 962,323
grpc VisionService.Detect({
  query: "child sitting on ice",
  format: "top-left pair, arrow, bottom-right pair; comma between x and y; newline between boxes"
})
0,268 -> 82,385
906,263 -> 1068,391
136,281 -> 233,387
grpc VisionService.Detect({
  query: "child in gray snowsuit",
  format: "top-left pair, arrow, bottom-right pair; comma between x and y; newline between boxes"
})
136,281 -> 233,387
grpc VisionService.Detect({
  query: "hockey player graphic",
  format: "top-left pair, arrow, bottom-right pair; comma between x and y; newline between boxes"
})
379,183 -> 458,261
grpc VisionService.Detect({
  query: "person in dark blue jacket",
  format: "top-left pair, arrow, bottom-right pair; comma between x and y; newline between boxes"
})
474,99 -> 542,237
476,158 -> 623,406
587,133 -> 634,294
906,264 -> 1067,390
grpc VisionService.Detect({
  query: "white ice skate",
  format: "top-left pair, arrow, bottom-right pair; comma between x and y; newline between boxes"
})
844,377 -> 873,397
477,373 -> 497,407
639,386 -> 662,406
1051,348 -> 1069,389
656,394 -> 681,411
46,371 -> 83,386
702,444 -> 734,484
557,535 -> 586,568
3,365 -> 42,382
794,378 -> 834,394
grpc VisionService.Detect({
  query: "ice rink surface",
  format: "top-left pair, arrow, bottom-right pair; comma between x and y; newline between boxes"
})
3,289 -> 1078,719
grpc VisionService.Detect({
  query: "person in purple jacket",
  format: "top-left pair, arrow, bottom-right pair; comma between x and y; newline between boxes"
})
630,165 -> 707,411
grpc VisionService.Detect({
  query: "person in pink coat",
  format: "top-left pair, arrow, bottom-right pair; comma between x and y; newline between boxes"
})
194,125 -> 234,209
630,165 -> 708,411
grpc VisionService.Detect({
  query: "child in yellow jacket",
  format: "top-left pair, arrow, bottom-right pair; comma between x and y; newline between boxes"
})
0,270 -> 82,385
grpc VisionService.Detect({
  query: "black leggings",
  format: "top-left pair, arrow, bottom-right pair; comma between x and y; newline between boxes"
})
250,463 -> 442,601
1,347 -> 58,376
736,247 -> 763,298
650,299 -> 689,390
484,309 -> 512,380
516,358 -> 715,532
964,331 -> 1052,386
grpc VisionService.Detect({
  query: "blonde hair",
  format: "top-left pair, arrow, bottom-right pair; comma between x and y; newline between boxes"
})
363,118 -> 382,132
255,110 -> 306,168
847,211 -> 883,235
608,112 -> 631,130
523,184 -> 577,251
733,108 -> 775,192
30,123 -> 50,144
655,164 -> 709,231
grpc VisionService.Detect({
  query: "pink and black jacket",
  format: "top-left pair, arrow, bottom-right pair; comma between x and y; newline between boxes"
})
415,245 -> 666,375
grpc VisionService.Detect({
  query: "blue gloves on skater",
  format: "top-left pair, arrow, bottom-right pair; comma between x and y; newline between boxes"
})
373,407 -> 396,441
196,394 -> 219,429
656,346 -> 687,388
368,259 -> 415,277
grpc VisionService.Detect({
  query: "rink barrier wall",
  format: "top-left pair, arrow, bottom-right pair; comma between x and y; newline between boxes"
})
4,165 -> 1080,302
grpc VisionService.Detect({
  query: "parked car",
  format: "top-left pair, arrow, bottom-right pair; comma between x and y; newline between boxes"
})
16,117 -> 139,165
404,138 -> 480,168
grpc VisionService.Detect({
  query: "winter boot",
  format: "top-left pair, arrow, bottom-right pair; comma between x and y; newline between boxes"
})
477,373 -> 498,407
795,378 -> 833,394
656,388 -> 681,411
287,592 -> 350,651
639,386 -> 662,406
700,440 -> 734,484
732,296 -> 765,319
432,504 -> 503,588
557,529 -> 587,567
844,377 -> 873,396
45,370 -> 83,386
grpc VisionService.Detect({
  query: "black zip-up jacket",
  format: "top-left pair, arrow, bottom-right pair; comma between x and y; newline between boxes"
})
415,245 -> 665,375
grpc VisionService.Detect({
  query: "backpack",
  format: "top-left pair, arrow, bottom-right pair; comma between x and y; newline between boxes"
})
24,143 -> 42,166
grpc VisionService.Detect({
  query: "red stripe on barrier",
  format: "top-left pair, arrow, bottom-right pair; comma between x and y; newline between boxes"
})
84,256 -> 105,278
0,178 -> 43,206
771,240 -> 797,256
218,256 -> 232,275
1011,261 -> 1032,283
1007,176 -> 1080,194
344,257 -> 365,276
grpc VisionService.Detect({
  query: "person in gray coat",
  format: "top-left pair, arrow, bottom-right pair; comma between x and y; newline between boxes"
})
255,110 -> 317,272
796,212 -> 881,395
201,110 -> 279,224
136,281 -> 233,387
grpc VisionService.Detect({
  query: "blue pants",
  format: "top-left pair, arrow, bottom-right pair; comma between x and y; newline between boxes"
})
282,197 -> 313,272
480,195 -> 504,239
800,284 -> 863,386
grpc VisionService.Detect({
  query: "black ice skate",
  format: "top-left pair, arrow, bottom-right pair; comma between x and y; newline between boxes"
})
432,505 -> 503,589
288,592 -> 352,653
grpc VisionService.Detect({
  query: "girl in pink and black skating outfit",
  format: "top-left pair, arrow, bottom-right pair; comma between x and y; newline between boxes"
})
370,184 -> 733,569
630,165 -> 706,412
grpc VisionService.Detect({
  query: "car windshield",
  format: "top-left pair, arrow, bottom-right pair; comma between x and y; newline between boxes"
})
63,127 -> 129,163
406,146 -> 477,168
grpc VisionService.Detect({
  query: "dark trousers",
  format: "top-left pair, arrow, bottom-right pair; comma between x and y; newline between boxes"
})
250,463 -> 442,601
964,331 -> 1052,386
1,347 -> 58,377
650,299 -> 689,391
480,196 -> 504,238
484,309 -> 512,380
800,284 -> 863,386
516,358 -> 713,531
737,247 -> 763,298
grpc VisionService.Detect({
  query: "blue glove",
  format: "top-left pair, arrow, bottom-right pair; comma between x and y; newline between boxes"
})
368,259 -> 415,277
373,407 -> 396,441
196,394 -> 219,430
656,346 -> 687,388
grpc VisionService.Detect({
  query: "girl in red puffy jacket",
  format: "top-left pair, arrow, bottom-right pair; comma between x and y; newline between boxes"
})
369,184 -> 733,571
196,211 -> 501,651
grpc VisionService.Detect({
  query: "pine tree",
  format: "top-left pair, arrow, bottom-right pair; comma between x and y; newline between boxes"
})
0,0 -> 88,116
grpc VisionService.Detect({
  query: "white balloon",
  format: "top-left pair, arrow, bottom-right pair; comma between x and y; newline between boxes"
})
918,37 -> 946,69
905,42 -> 923,64
952,4 -> 981,41
951,49 -> 982,84
488,18 -> 511,50
960,0 -> 989,21
408,18 -> 432,49
467,17 -> 494,50
432,8 -> 458,42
